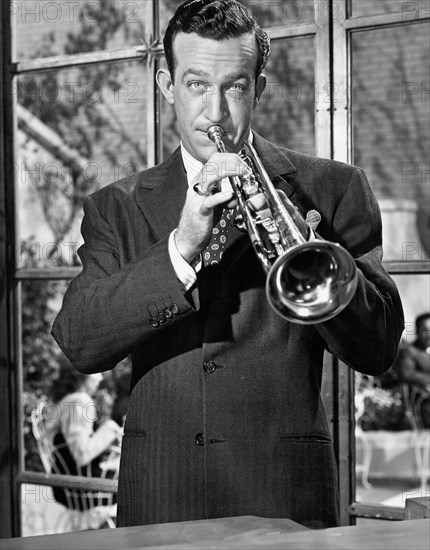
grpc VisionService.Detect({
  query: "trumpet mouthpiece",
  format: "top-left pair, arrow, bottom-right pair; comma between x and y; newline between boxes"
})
207,125 -> 225,143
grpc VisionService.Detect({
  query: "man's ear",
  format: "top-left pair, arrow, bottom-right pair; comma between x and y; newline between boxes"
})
253,73 -> 267,109
156,68 -> 175,104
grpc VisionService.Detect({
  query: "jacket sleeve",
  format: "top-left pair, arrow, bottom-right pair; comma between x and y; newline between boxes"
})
51,196 -> 198,373
315,167 -> 404,375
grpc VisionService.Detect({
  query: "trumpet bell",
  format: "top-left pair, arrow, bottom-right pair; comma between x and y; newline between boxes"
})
266,241 -> 357,324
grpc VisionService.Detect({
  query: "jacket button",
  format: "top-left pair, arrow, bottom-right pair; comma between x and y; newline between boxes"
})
203,361 -> 217,374
195,433 -> 204,446
164,308 -> 173,319
157,313 -> 166,324
149,318 -> 159,328
170,304 -> 179,315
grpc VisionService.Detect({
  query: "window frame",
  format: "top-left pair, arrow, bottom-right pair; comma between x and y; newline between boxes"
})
333,1 -> 430,523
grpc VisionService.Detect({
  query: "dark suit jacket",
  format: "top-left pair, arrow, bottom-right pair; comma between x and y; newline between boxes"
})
52,134 -> 404,529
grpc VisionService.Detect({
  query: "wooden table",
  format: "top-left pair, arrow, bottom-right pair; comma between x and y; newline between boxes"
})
1,516 -> 428,549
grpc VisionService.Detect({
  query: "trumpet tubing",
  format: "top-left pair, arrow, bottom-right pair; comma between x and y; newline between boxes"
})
207,125 -> 357,324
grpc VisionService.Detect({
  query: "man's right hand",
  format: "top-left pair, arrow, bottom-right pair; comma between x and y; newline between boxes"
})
175,152 -> 251,263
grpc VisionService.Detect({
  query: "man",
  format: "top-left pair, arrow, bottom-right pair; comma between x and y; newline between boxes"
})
400,313 -> 430,391
387,313 -> 430,427
52,0 -> 404,529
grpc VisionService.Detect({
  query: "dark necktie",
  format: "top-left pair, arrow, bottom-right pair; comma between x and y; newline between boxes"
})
203,209 -> 232,266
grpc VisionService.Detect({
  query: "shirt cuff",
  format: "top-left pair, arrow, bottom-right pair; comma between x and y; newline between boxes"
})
168,230 -> 201,291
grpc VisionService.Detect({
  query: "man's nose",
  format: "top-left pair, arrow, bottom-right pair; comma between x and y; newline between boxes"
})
204,85 -> 227,122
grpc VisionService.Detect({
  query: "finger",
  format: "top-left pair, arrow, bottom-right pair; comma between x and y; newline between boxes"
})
205,158 -> 250,182
225,196 -> 238,210
196,155 -> 251,194
192,182 -> 213,197
201,190 -> 234,215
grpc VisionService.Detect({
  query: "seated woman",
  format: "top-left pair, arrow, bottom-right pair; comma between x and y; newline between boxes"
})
46,358 -> 123,511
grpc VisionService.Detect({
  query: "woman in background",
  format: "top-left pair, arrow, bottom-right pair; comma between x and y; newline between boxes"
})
46,358 -> 123,510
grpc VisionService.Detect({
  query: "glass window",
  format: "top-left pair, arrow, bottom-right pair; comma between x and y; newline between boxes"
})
159,0 -> 178,37
21,278 -> 131,535
14,0 -> 147,62
16,60 -> 148,268
159,0 -> 317,37
252,37 -> 315,154
350,0 -> 415,18
351,23 -> 430,262
355,273 -> 430,507
242,0 -> 316,27
21,279 -> 69,473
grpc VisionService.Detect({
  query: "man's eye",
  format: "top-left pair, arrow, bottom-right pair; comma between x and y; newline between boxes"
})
188,82 -> 206,92
227,84 -> 247,94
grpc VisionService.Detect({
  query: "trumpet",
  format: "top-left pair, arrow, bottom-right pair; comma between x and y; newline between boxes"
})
207,125 -> 357,324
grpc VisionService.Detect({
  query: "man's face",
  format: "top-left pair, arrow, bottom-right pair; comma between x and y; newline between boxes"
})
158,32 -> 266,163
417,318 -> 430,349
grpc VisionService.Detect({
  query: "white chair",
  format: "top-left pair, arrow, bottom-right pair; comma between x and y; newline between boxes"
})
401,385 -> 430,486
31,402 -> 120,532
355,390 -> 373,489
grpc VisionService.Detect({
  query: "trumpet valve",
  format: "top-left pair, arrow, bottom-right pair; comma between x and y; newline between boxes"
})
232,211 -> 246,232
241,177 -> 257,198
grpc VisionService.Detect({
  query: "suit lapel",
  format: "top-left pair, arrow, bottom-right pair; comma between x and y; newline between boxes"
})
252,132 -> 298,199
134,148 -> 188,240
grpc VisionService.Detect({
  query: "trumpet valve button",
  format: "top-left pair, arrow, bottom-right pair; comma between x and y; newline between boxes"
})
246,192 -> 267,211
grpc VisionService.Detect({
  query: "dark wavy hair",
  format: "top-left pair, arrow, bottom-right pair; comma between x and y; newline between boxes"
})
49,356 -> 87,403
163,0 -> 270,82
416,312 -> 430,331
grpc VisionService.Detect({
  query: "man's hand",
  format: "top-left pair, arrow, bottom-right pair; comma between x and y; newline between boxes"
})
175,152 -> 250,263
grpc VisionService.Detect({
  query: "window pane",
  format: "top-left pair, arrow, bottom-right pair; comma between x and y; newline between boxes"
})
22,279 -> 70,474
351,23 -> 430,262
16,60 -> 147,268
252,37 -> 315,154
13,0 -> 147,62
160,36 -> 315,160
355,273 -> 430,507
159,0 -> 177,38
241,0 -> 316,27
159,0 -> 316,39
21,279 -> 131,535
350,0 -> 414,18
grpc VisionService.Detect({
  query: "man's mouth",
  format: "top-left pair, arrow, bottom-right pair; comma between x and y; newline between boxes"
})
201,128 -> 234,135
